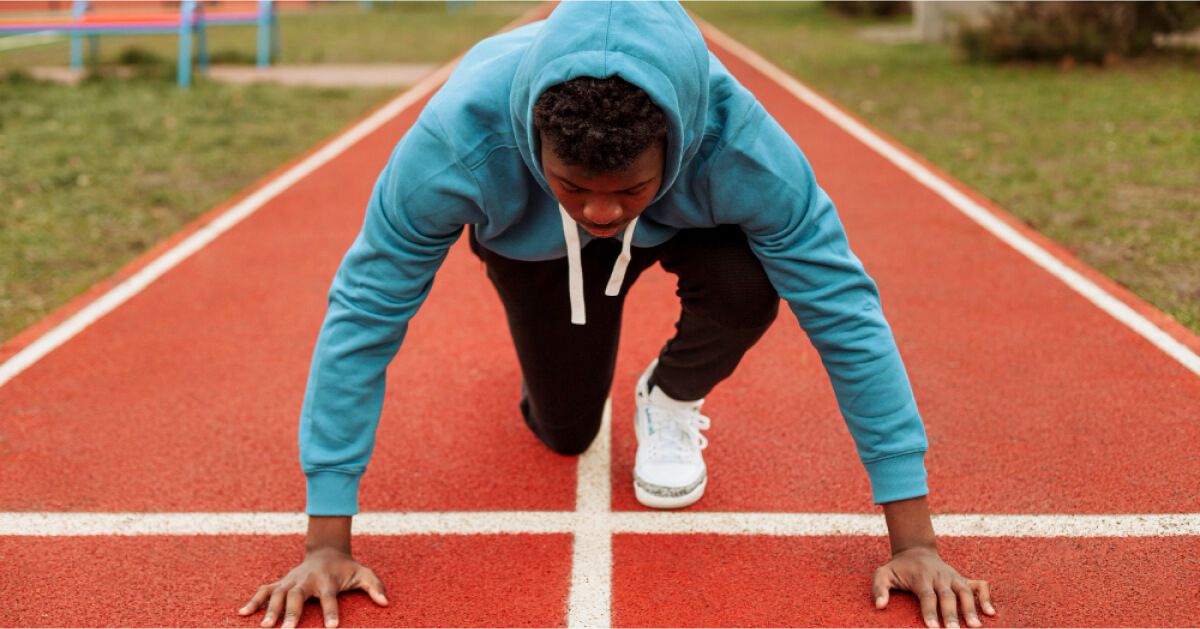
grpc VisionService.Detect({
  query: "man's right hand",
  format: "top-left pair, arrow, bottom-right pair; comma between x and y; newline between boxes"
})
238,546 -> 389,629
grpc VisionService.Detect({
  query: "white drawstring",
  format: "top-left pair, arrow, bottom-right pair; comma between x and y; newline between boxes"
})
605,216 -> 639,297
558,206 -> 640,326
559,205 -> 586,325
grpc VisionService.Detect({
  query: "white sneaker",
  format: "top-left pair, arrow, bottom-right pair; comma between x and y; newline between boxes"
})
633,359 -> 710,509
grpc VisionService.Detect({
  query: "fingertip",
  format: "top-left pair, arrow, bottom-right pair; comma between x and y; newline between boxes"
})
875,595 -> 886,609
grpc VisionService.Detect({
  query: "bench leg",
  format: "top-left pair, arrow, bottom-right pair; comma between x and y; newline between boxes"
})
69,0 -> 88,69
196,20 -> 209,73
178,0 -> 195,88
257,0 -> 273,68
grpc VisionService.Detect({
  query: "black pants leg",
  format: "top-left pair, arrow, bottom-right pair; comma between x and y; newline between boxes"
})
649,225 -> 781,401
469,224 -> 779,455
469,228 -> 659,455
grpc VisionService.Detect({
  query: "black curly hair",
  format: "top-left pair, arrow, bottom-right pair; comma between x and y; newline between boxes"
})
533,76 -> 667,174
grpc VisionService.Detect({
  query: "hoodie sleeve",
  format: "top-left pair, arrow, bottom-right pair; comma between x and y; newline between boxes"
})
708,103 -> 928,505
299,115 -> 482,516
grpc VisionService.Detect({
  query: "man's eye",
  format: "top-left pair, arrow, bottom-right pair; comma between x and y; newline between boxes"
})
563,186 -> 584,194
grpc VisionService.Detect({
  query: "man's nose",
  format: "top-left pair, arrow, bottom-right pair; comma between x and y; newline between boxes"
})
582,197 -> 623,225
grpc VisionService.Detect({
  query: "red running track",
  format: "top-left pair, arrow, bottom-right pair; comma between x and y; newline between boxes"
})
1,15 -> 1198,628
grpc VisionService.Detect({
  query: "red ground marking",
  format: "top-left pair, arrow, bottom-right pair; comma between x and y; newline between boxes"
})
612,534 -> 1200,627
2,7 -> 1198,518
0,533 -> 572,627
605,41 -> 1200,514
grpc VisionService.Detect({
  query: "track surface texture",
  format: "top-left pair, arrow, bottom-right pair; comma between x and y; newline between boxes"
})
1,13 -> 1197,629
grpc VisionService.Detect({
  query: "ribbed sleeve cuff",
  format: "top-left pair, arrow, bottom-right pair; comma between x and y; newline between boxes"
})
305,471 -> 362,516
863,451 -> 928,505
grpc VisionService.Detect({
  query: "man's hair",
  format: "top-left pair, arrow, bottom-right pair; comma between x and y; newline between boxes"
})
533,76 -> 667,173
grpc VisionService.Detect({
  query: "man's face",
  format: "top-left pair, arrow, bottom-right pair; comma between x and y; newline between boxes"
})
540,132 -> 664,238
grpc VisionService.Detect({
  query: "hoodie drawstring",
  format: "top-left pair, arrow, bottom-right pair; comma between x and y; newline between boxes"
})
559,205 -> 639,326
559,205 -> 587,325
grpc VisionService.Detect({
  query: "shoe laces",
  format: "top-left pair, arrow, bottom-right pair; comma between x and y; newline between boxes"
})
644,405 -> 710,463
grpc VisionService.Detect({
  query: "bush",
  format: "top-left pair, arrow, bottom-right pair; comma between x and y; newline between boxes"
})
822,1 -> 911,19
117,46 -> 167,66
958,1 -> 1200,64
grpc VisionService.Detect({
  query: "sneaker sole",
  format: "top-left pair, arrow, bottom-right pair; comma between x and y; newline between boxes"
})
633,475 -> 707,509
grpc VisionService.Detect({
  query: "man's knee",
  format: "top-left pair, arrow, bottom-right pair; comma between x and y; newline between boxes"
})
522,398 -> 604,455
540,427 -> 597,455
690,270 -> 780,330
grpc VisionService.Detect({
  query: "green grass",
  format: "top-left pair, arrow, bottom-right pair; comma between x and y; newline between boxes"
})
690,2 -> 1200,335
0,2 -> 532,344
0,76 -> 397,342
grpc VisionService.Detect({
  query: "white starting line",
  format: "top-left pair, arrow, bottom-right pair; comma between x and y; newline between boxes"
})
2,408 -> 1199,629
1,406 -> 1198,628
4,510 -> 1198,539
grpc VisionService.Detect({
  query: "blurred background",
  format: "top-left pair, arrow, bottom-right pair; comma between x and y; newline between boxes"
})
0,0 -> 1197,345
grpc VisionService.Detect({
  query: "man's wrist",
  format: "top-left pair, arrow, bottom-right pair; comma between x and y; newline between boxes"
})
881,494 -> 937,555
305,515 -> 353,555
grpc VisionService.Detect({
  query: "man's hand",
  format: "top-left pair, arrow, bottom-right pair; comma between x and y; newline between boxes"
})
238,547 -> 389,629
873,546 -> 996,628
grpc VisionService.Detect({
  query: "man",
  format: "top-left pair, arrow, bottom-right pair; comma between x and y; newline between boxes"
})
240,2 -> 997,628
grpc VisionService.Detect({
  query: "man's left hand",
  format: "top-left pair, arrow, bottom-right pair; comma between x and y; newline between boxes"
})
872,545 -> 996,628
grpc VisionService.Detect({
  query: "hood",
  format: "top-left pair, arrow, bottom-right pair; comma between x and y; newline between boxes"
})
510,0 -> 710,204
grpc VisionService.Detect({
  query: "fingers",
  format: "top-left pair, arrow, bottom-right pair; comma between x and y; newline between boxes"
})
871,567 -> 893,609
937,583 -> 959,629
280,586 -> 307,629
261,586 -> 287,627
917,586 -> 940,628
240,584 -> 272,616
355,566 -> 390,607
970,579 -> 996,616
954,579 -> 981,628
318,586 -> 340,628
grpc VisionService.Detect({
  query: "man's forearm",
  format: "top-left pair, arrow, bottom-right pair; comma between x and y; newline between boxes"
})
306,515 -> 353,555
881,495 -> 937,555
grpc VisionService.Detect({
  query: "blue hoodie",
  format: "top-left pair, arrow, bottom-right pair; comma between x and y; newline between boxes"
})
299,0 -> 928,515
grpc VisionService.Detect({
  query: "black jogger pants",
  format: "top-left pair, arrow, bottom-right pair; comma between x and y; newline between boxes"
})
468,224 -> 780,455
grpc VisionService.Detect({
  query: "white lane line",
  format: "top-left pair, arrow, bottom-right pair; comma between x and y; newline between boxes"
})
3,511 -> 1199,537
695,18 -> 1200,379
611,512 -> 1200,538
0,64 -> 454,390
567,397 -> 613,628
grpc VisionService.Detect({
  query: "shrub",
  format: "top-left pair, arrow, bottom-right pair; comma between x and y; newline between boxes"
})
117,46 -> 167,66
958,1 -> 1200,64
822,1 -> 911,19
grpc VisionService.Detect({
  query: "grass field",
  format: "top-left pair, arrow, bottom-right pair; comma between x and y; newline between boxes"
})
690,2 -> 1200,335
0,2 -> 532,344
